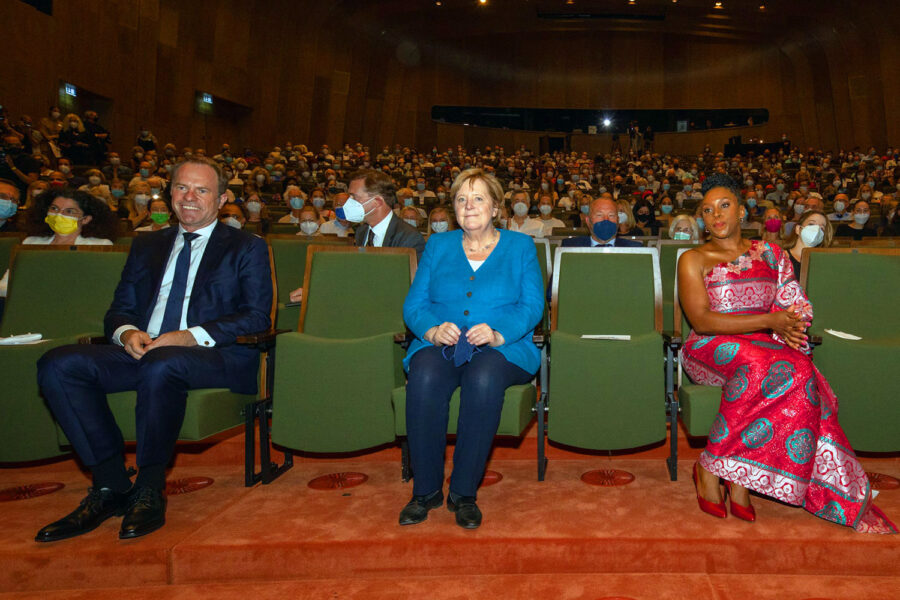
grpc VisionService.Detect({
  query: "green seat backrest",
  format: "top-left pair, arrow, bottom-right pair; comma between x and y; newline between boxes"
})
268,236 -> 349,313
0,236 -> 22,272
302,248 -> 413,338
1,247 -> 129,338
658,241 -> 698,332
553,248 -> 660,335
269,223 -> 301,235
804,249 -> 900,339
533,239 -> 551,285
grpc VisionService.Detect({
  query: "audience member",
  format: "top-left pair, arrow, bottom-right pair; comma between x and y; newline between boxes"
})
562,196 -> 642,247
835,200 -> 876,240
783,210 -> 833,277
400,168 -> 543,529
35,157 -> 272,542
135,197 -> 173,232
668,214 -> 700,242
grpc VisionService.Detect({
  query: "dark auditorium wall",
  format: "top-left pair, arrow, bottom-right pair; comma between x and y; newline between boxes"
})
2,0 -> 897,155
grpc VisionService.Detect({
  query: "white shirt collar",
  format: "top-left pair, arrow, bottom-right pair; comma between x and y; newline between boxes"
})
369,210 -> 393,242
177,220 -> 218,240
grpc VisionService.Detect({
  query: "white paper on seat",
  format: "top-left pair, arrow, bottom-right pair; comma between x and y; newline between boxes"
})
0,333 -> 44,345
824,329 -> 862,341
580,334 -> 632,341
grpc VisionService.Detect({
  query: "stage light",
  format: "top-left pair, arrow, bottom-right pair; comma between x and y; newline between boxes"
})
758,3 -> 766,10
603,118 -> 612,128
714,1 -> 723,8
478,0 -> 487,4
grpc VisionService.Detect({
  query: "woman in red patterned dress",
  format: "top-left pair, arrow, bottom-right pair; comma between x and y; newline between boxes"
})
677,173 -> 895,533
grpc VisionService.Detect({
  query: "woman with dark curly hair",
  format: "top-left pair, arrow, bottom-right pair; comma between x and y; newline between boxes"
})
678,172 -> 895,534
25,187 -> 118,244
1,187 -> 117,299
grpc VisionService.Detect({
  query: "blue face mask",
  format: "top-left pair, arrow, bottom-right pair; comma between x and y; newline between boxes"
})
592,219 -> 618,242
289,196 -> 304,210
416,183 -> 425,191
662,183 -> 670,191
112,189 -> 125,198
404,197 -> 414,207
0,199 -> 17,219
140,169 -> 149,178
580,204 -> 590,215
747,198 -> 757,208
661,205 -> 673,214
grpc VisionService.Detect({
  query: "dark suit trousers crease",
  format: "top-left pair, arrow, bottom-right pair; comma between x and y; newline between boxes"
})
37,343 -> 228,468
405,346 -> 532,498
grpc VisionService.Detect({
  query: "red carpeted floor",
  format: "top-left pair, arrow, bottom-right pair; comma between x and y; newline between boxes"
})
0,422 -> 897,599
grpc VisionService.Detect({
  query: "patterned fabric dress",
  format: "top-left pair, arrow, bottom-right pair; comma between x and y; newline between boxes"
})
681,240 -> 896,534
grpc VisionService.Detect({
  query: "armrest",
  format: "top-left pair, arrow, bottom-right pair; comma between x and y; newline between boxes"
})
236,328 -> 290,351
78,335 -> 109,345
662,332 -> 682,348
532,324 -> 548,347
393,331 -> 411,349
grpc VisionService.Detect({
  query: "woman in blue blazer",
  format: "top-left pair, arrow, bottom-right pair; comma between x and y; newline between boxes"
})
401,169 -> 544,529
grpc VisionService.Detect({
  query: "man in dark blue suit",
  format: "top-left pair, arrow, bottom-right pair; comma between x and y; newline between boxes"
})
560,196 -> 643,248
35,157 -> 272,542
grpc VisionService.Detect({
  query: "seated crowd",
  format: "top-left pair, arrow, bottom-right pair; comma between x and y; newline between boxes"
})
1,103 -> 897,539
2,104 -> 899,253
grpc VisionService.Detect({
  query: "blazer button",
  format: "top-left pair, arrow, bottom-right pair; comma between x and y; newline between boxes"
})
464,310 -> 469,316
466,291 -> 472,297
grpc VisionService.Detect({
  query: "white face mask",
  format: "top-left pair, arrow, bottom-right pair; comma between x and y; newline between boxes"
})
223,216 -> 242,229
336,195 -> 376,223
853,213 -> 869,225
617,211 -> 628,224
300,220 -> 319,235
430,220 -> 448,233
833,200 -> 845,213
513,202 -> 529,217
88,176 -> 101,186
799,224 -> 824,247
134,194 -> 150,207
245,201 -> 262,214
539,204 -> 553,215
403,218 -> 418,228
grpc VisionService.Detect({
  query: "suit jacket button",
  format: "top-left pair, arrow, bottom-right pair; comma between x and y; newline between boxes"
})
463,310 -> 469,316
466,291 -> 472,297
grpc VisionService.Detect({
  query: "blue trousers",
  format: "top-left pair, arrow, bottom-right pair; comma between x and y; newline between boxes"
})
405,346 -> 532,498
37,343 -> 228,468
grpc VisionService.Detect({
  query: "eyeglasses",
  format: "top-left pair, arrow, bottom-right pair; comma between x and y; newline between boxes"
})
47,205 -> 83,218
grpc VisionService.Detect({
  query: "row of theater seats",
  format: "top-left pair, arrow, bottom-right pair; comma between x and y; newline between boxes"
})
0,234 -> 897,487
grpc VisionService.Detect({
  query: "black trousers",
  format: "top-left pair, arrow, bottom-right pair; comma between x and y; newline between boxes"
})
405,346 -> 532,498
37,343 -> 228,468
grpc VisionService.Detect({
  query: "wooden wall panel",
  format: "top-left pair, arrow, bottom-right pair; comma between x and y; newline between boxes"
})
0,0 -> 895,157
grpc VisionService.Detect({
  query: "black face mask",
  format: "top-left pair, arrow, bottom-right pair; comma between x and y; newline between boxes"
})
636,213 -> 650,222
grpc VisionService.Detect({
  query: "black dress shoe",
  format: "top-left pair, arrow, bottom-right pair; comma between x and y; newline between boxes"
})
35,487 -> 129,542
398,491 -> 444,526
119,486 -> 167,539
447,495 -> 482,529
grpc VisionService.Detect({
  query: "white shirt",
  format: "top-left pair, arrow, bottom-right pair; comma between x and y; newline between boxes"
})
537,217 -> 566,238
507,217 -> 543,237
367,211 -> 394,247
320,219 -> 350,237
113,221 -> 217,348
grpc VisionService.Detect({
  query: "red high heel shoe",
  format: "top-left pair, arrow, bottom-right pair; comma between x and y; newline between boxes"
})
692,462 -> 727,519
723,481 -> 756,522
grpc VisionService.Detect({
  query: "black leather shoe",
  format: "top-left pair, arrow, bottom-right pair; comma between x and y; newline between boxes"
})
398,491 -> 444,526
35,487 -> 129,542
119,486 -> 167,539
447,495 -> 482,529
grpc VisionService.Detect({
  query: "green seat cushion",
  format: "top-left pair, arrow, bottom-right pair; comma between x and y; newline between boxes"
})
391,384 -> 535,437
548,331 -> 665,449
0,335 -> 85,462
678,383 -> 722,438
105,388 -> 253,441
272,332 -> 401,453
811,335 -> 900,452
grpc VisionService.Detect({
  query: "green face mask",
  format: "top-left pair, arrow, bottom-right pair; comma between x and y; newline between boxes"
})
150,212 -> 169,225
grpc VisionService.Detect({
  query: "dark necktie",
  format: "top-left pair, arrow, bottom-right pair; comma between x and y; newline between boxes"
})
159,232 -> 199,335
366,229 -> 375,247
